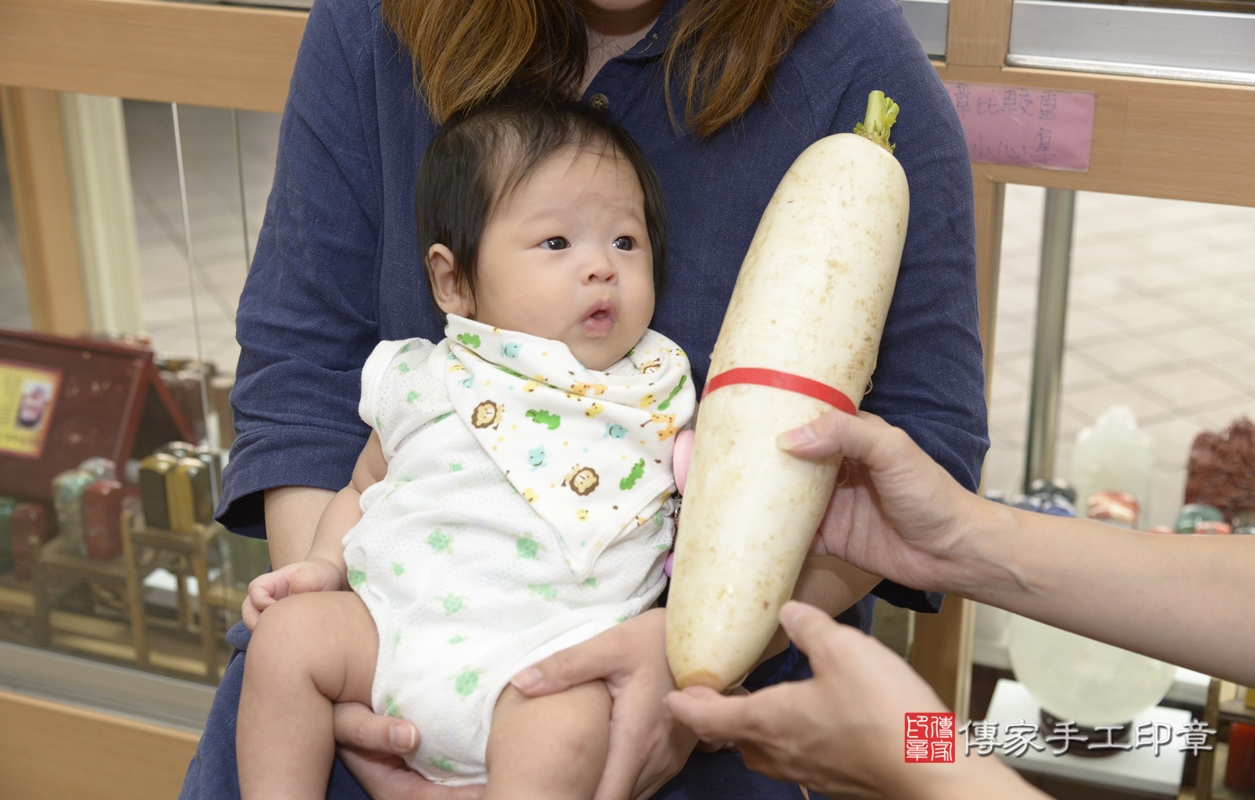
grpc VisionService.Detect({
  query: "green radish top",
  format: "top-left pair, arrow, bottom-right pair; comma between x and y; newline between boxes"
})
853,90 -> 900,154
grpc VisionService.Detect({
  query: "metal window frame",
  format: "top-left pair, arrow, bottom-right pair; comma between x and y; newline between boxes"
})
0,640 -> 215,732
900,0 -> 951,59
1008,0 -> 1255,84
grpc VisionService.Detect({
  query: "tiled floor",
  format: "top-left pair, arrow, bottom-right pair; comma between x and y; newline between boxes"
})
1,102 -> 1252,528
985,186 -> 1255,527
119,101 -> 280,375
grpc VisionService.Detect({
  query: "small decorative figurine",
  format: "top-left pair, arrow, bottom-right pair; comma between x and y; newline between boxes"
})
139,452 -> 179,530
157,441 -> 197,460
1185,416 -> 1255,522
83,480 -> 125,560
1086,491 -> 1139,529
51,468 -> 96,557
1231,510 -> 1255,535
77,457 -> 118,483
1174,503 -> 1226,534
167,456 -> 213,533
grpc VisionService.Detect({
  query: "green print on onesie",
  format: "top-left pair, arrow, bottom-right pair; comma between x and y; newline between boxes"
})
347,568 -> 367,588
427,529 -> 452,554
529,584 -> 558,601
620,459 -> 646,490
429,758 -> 455,773
406,390 -> 419,403
516,532 -> 544,559
384,696 -> 401,717
454,667 -> 485,698
395,362 -> 410,374
657,375 -> 688,411
384,478 -> 411,499
392,561 -> 405,576
448,635 -> 467,644
456,332 -> 481,348
442,594 -> 466,615
526,409 -> 561,430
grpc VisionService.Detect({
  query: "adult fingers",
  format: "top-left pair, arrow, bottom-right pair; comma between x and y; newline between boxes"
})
595,694 -> 695,800
778,601 -> 863,677
510,629 -> 624,696
664,686 -> 755,744
777,410 -> 898,467
337,747 -> 484,800
333,701 -> 419,754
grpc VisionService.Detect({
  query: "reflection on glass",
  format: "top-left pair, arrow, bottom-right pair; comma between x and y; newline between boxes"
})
0,98 -> 281,686
1044,0 -> 1254,11
0,134 -> 31,330
985,186 -> 1255,529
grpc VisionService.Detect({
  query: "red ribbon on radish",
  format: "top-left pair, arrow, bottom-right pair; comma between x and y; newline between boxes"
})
702,367 -> 857,415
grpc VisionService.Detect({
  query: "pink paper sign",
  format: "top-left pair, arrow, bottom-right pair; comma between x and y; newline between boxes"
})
943,82 -> 1096,172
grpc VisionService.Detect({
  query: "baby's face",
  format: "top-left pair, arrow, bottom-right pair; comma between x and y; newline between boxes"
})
465,147 -> 655,371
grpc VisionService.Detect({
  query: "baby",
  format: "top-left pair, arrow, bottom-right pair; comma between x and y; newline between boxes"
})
236,97 -> 694,800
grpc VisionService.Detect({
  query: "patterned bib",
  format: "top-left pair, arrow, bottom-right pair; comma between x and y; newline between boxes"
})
443,315 -> 695,578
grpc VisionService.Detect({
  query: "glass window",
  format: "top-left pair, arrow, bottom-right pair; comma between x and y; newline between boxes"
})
0,97 -> 280,698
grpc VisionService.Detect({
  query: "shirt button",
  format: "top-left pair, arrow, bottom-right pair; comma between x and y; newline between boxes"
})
589,93 -> 609,111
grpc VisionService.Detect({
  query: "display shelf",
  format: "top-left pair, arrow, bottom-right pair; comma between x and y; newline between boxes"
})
1219,698 -> 1255,727
987,678 -> 1191,797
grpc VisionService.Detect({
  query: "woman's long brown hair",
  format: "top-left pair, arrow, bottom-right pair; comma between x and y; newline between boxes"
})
384,0 -> 834,138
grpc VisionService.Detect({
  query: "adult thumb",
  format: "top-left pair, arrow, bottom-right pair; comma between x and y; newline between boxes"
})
778,601 -> 857,676
509,632 -> 621,696
778,410 -> 888,465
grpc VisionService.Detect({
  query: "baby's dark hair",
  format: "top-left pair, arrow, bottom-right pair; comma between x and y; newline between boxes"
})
416,95 -> 667,304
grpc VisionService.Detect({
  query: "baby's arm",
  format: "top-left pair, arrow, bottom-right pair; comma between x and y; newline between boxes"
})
306,429 -> 388,566
242,432 -> 388,629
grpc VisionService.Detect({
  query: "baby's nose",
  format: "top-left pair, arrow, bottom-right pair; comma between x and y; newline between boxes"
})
585,252 -> 618,282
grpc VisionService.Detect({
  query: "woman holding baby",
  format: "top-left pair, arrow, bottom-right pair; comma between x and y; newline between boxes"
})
180,1 -> 986,798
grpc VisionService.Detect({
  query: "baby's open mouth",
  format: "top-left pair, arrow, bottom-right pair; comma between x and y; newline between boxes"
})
583,301 -> 616,334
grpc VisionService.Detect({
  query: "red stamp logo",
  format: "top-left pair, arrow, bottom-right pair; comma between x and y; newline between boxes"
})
906,713 -> 955,763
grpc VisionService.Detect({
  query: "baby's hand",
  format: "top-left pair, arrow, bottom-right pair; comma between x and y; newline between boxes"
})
242,559 -> 345,630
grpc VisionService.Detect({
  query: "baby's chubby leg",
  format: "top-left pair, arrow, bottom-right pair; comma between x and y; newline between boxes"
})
485,680 -> 611,800
238,591 -> 379,800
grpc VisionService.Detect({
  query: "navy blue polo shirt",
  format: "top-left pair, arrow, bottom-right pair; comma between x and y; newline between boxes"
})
187,0 -> 989,796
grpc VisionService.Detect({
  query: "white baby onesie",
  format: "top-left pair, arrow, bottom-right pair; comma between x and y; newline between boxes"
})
342,316 -> 695,785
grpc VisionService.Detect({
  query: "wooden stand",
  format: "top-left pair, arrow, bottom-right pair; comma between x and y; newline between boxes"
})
26,510 -> 229,682
1192,679 -> 1255,800
30,521 -> 151,668
127,519 -> 228,682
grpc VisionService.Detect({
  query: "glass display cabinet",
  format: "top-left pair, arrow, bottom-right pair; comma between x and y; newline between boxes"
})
0,0 -> 1250,797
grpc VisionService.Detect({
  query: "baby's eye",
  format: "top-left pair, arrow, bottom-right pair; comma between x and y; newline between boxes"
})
613,236 -> 635,251
541,237 -> 570,250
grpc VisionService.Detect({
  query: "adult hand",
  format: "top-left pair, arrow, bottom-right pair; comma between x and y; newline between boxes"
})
779,410 -> 993,595
509,607 -> 697,800
333,703 -> 484,800
666,602 -> 1024,799
241,558 -> 344,630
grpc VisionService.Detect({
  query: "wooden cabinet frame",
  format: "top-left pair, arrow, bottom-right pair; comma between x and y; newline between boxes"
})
0,0 -> 1252,793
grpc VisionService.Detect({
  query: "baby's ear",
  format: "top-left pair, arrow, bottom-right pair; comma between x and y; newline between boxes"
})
428,244 -> 474,318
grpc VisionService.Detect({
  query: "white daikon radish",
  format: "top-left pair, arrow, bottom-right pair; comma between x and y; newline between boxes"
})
666,92 -> 909,691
